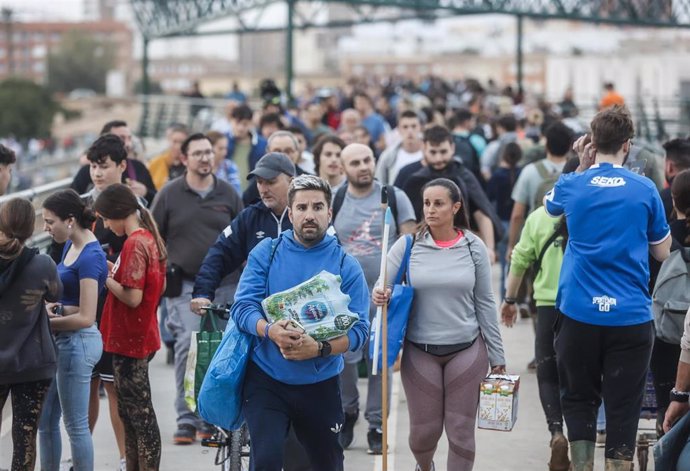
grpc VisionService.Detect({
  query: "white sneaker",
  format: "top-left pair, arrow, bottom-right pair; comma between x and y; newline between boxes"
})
118,458 -> 126,471
414,463 -> 435,471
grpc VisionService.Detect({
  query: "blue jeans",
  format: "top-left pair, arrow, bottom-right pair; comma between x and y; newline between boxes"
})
655,409 -> 690,470
38,325 -> 103,471
158,298 -> 174,345
165,280 -> 233,428
597,402 -> 606,432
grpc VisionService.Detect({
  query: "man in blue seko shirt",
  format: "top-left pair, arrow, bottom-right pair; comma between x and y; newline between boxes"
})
544,106 -> 671,471
231,174 -> 370,471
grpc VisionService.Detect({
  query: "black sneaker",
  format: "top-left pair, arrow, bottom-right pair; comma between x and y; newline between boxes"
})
197,422 -> 216,440
367,428 -> 383,455
339,411 -> 358,449
173,424 -> 196,445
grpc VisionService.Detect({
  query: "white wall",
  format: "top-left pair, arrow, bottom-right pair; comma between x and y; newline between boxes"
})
546,53 -> 690,104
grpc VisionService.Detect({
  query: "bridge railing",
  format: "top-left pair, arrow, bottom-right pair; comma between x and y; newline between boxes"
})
136,93 -> 690,143
137,95 -> 236,139
0,178 -> 74,252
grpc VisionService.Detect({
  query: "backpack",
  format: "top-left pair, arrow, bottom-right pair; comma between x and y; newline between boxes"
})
453,134 -> 480,179
332,183 -> 399,229
532,160 -> 562,211
653,247 -> 690,345
532,219 -> 567,275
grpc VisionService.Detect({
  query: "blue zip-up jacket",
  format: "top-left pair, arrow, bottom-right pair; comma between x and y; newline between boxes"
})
231,230 -> 370,385
224,131 -> 267,170
193,201 -> 292,300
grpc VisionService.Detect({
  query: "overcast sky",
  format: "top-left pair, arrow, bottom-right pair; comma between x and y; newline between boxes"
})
0,0 -> 86,21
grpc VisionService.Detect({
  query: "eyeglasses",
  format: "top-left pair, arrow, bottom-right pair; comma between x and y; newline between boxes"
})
189,149 -> 214,159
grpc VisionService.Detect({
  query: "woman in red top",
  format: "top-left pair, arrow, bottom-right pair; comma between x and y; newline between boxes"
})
94,184 -> 167,471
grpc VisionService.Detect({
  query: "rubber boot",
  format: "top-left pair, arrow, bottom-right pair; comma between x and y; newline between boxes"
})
569,441 -> 595,471
604,458 -> 633,471
549,432 -> 570,471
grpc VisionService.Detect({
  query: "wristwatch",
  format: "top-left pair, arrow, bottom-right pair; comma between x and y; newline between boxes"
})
504,297 -> 517,305
319,340 -> 332,358
670,388 -> 690,403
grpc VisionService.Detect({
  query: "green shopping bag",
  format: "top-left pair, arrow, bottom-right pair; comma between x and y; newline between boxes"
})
184,313 -> 223,411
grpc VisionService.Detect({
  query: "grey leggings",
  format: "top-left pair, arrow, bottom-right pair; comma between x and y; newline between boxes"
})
401,336 -> 489,471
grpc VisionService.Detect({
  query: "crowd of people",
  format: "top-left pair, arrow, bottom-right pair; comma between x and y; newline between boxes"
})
0,74 -> 689,471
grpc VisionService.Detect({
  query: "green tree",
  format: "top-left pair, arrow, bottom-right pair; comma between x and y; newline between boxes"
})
47,30 -> 116,94
0,79 -> 59,140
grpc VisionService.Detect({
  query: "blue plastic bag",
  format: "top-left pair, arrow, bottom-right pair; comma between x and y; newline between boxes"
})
369,234 -> 414,371
197,317 -> 252,431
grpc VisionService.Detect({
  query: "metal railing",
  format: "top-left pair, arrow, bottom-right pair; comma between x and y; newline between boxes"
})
137,95 -> 237,139
0,177 -> 74,251
136,93 -> 690,143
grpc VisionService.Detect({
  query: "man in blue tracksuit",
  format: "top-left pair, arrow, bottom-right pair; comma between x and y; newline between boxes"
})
231,175 -> 370,471
191,152 -> 295,311
193,152 -> 315,471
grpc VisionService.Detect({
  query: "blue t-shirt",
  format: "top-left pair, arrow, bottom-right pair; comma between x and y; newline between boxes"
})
58,240 -> 108,307
544,163 -> 670,326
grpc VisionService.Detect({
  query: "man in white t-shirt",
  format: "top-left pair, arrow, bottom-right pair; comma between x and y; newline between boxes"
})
507,121 -> 573,259
375,110 -> 424,185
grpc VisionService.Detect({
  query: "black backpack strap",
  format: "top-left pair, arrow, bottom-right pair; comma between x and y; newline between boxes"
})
385,185 -> 399,227
265,235 -> 283,295
331,183 -> 348,223
333,183 -> 398,229
534,224 -> 562,275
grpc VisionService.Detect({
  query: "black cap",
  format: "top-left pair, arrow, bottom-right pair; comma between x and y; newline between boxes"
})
247,152 -> 296,180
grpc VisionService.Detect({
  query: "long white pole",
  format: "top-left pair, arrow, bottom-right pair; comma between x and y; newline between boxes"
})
371,214 -> 391,376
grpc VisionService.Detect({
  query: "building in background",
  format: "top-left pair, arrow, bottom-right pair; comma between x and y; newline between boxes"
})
0,19 -> 133,85
147,56 -> 241,94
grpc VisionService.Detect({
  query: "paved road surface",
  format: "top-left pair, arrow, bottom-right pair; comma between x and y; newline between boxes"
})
1,266 -> 658,470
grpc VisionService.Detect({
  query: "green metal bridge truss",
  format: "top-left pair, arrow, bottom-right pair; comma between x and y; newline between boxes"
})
129,0 -> 690,136
131,0 -> 690,39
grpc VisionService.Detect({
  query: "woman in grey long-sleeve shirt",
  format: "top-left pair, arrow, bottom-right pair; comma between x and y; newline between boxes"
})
374,178 -> 506,471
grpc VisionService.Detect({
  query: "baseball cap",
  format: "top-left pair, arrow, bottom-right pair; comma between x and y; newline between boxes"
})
247,152 -> 296,180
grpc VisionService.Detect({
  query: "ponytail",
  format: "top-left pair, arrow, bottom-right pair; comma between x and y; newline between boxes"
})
138,207 -> 167,262
501,142 -> 522,187
670,169 -> 690,245
0,198 -> 35,260
93,183 -> 167,261
556,215 -> 569,250
0,237 -> 24,260
43,190 -> 96,229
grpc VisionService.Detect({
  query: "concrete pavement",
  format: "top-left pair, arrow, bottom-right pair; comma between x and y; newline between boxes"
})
0,266 -> 659,470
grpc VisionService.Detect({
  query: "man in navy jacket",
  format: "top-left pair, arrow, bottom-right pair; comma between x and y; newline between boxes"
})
231,175 -> 369,471
191,152 -> 295,309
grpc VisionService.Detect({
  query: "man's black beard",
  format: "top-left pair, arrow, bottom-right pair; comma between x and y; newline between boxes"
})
296,227 -> 326,246
349,176 -> 373,190
429,161 -> 452,175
